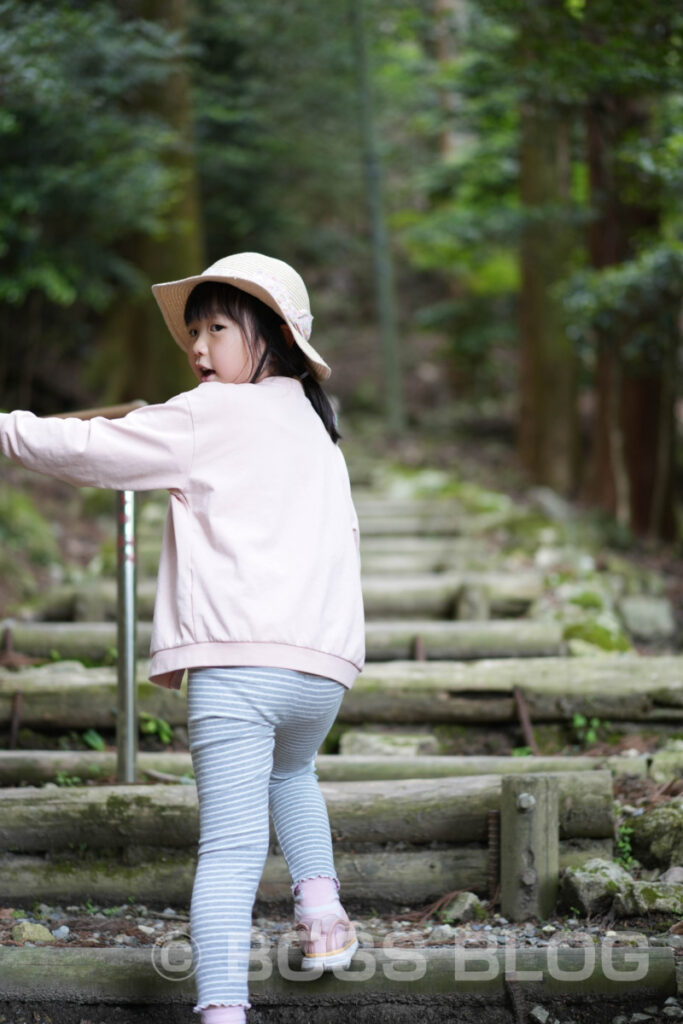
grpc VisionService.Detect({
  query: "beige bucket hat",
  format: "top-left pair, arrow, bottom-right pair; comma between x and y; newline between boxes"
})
151,252 -> 331,381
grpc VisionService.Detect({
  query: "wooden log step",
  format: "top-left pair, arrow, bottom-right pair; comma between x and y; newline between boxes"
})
0,772 -> 614,853
30,571 -> 544,622
0,749 -> 654,787
0,618 -> 565,665
3,933 -> 668,1017
0,840 -> 614,908
2,655 -> 682,729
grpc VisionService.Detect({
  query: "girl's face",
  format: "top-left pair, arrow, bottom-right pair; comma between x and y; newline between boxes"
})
186,311 -> 270,385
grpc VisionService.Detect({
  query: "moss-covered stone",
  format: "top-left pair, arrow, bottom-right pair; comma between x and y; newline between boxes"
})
563,618 -> 631,653
613,880 -> 683,917
559,857 -> 633,915
630,797 -> 683,869
11,920 -> 54,943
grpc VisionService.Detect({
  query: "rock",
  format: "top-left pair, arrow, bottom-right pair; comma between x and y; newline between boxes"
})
631,798 -> 683,868
650,751 -> 683,785
534,546 -> 596,575
11,921 -> 54,943
442,891 -> 485,924
427,924 -> 455,943
658,866 -> 683,884
560,858 -> 634,916
529,1007 -> 550,1024
648,933 -> 683,949
339,728 -> 440,757
526,487 -> 574,523
567,638 -> 612,657
50,925 -> 70,940
613,880 -> 683,918
618,595 -> 676,640
662,1008 -> 683,1019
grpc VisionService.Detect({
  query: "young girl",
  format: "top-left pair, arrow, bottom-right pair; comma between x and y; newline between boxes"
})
0,252 -> 366,1023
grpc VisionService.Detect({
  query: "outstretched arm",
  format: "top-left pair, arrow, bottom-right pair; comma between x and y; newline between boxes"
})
0,393 -> 194,492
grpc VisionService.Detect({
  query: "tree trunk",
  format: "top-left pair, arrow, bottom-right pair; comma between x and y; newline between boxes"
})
583,95 -> 675,539
348,0 -> 404,438
517,97 -> 579,495
93,0 -> 203,405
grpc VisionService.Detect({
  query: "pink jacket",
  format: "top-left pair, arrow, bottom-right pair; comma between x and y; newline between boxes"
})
0,376 -> 365,689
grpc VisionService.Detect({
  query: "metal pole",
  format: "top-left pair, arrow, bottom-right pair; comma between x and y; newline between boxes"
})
116,489 -> 138,783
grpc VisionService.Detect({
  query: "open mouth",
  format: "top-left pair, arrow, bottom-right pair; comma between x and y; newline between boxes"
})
198,366 -> 215,380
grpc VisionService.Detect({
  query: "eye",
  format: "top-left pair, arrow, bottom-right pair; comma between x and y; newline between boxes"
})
209,323 -> 225,333
188,327 -> 197,339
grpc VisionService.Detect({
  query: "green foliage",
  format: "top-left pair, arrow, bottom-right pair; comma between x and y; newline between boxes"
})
139,712 -> 174,746
0,1 -> 185,310
0,0 -> 191,409
559,242 -> 683,370
81,728 -> 106,752
0,484 -> 62,607
0,485 -> 60,565
569,591 -> 604,611
563,620 -> 631,653
0,0 -> 681,436
54,771 -> 83,787
615,823 -> 635,868
571,713 -> 601,747
512,746 -> 533,757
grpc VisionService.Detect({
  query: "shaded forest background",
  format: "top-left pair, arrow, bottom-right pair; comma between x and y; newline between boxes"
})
1,0 -> 682,543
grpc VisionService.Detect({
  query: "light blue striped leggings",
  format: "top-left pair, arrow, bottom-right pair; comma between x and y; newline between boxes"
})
186,666 -> 346,1013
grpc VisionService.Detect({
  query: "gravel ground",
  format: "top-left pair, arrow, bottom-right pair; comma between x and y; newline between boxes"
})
3,897 -> 683,953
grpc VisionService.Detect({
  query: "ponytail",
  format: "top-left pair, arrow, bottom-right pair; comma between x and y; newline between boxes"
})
297,372 -> 341,445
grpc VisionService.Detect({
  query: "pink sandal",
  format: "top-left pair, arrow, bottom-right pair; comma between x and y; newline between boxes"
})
294,900 -> 359,970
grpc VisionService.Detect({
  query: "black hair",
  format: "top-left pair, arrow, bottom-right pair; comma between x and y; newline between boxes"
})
184,281 -> 341,444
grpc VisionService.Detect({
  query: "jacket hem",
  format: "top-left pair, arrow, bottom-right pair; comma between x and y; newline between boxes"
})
148,641 -> 362,691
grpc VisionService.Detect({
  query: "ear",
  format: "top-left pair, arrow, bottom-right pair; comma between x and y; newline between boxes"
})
280,323 -> 295,348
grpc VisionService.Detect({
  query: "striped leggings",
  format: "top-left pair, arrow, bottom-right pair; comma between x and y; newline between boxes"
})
186,666 -> 347,1013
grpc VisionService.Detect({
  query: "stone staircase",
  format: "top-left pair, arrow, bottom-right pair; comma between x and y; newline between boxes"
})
1,449 -> 682,1022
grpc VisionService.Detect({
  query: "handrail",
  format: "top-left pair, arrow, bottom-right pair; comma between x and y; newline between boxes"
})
48,400 -> 147,421
44,399 -> 148,784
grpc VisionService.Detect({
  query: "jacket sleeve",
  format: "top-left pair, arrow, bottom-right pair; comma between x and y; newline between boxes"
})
0,393 -> 194,492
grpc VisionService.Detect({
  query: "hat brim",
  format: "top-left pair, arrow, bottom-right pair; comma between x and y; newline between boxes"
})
151,273 -> 331,382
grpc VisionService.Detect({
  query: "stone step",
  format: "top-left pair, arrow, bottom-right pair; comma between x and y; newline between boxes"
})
3,655 -> 681,730
0,618 -> 565,665
1,944 -> 676,1022
30,571 -> 544,622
